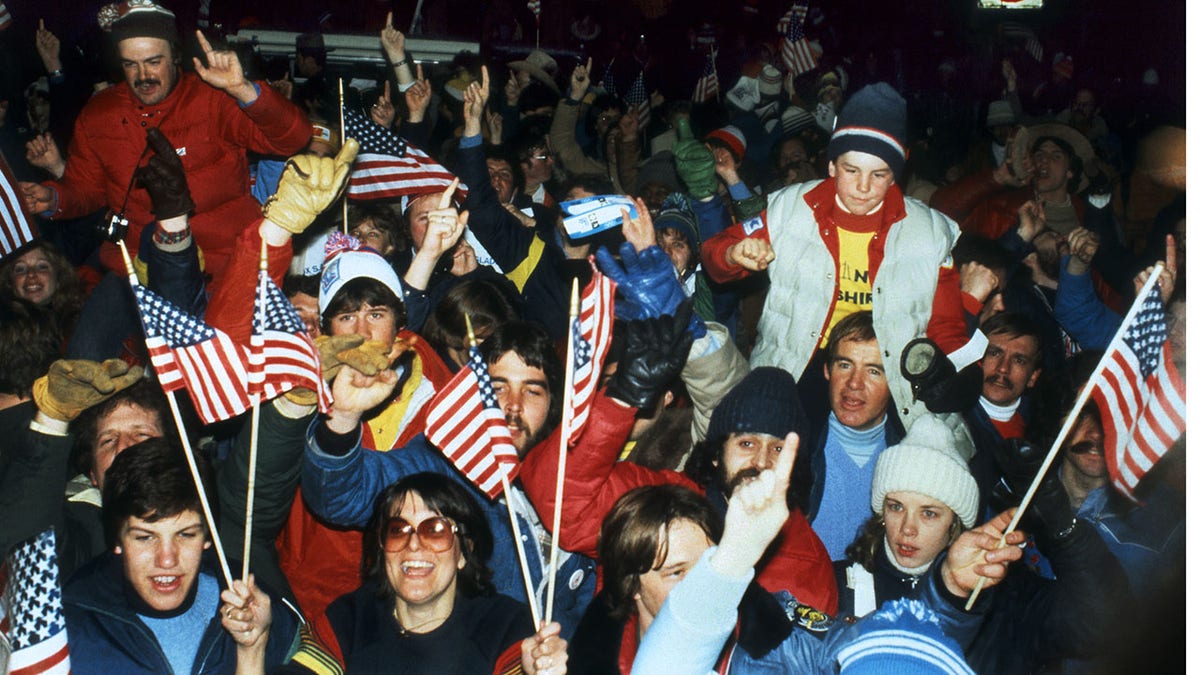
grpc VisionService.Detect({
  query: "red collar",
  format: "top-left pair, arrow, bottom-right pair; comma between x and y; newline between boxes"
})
803,177 -> 908,230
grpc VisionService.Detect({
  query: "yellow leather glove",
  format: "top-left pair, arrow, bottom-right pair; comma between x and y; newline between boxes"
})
32,359 -> 144,422
262,138 -> 360,234
284,334 -> 391,405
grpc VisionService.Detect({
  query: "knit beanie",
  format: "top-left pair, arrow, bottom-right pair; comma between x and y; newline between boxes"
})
870,415 -> 978,527
318,233 -> 405,314
653,193 -> 700,253
781,106 -> 816,136
758,64 -> 783,97
827,82 -> 908,176
706,367 -> 807,443
99,0 -> 178,45
837,598 -> 973,675
705,126 -> 748,163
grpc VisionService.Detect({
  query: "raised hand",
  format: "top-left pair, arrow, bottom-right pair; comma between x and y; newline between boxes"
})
380,11 -> 407,63
193,30 -> 256,103
462,66 -> 491,135
595,241 -> 688,322
505,69 -> 524,106
405,63 -> 432,123
485,110 -> 504,144
619,196 -> 655,253
1133,233 -> 1177,301
941,508 -> 1026,598
371,80 -> 397,128
33,358 -> 144,422
35,19 -> 62,73
1016,199 -> 1046,242
135,127 -> 194,220
418,179 -> 468,259
25,132 -> 65,179
569,57 -> 591,102
959,261 -> 1000,304
262,138 -> 360,234
1063,227 -> 1099,275
605,300 -> 695,411
710,431 -> 798,577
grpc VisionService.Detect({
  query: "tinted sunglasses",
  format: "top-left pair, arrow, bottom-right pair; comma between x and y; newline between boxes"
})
381,516 -> 458,552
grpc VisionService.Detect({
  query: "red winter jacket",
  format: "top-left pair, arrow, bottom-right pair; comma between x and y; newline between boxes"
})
520,393 -> 839,615
44,72 -> 309,281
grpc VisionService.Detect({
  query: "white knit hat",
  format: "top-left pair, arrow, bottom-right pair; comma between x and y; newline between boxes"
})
318,233 -> 404,315
870,415 -> 979,528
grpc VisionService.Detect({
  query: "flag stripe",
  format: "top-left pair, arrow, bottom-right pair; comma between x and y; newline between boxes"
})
0,152 -> 37,258
343,111 -> 467,202
10,631 -> 70,674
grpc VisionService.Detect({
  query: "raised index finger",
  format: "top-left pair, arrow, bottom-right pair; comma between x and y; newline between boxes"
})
480,65 -> 490,93
385,10 -> 394,29
438,178 -> 460,209
195,29 -> 214,57
773,432 -> 799,497
1165,234 -> 1177,275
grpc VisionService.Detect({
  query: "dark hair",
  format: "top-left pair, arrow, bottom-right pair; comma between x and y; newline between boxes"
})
0,240 -> 87,333
684,432 -> 813,513
981,312 -> 1043,369
349,202 -> 408,254
282,274 -> 320,299
596,485 -> 722,620
362,473 -> 495,598
71,379 -> 170,477
554,174 -> 615,203
584,94 -> 626,131
0,304 -> 62,398
102,437 -> 214,548
484,146 -> 525,198
422,279 -> 519,358
825,310 -> 876,366
517,81 -> 560,115
480,321 -> 563,443
952,233 -> 1014,273
1032,136 -> 1084,193
321,277 -> 408,333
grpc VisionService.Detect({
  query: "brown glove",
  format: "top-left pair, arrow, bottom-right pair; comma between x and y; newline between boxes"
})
33,359 -> 144,422
284,335 -> 391,405
262,138 -> 359,234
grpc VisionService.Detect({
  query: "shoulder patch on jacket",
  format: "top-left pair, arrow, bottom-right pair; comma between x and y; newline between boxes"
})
742,215 -> 765,235
784,597 -> 834,633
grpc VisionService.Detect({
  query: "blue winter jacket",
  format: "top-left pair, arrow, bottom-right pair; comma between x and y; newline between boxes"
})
62,551 -> 300,674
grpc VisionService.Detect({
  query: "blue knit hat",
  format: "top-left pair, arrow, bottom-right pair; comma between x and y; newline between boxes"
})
827,82 -> 908,176
837,599 -> 973,675
706,367 -> 807,442
653,193 -> 700,253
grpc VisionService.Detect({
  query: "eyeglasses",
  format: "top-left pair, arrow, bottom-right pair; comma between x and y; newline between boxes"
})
381,516 -> 458,552
526,154 -> 549,162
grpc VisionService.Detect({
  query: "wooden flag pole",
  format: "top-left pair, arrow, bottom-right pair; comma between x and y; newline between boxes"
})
339,78 -> 348,234
242,239 -> 269,581
466,314 -> 542,628
964,263 -> 1166,610
544,277 -> 579,623
117,240 -> 234,589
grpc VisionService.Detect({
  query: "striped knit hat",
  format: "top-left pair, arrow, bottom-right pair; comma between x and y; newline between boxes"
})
827,82 -> 908,176
837,598 -> 973,675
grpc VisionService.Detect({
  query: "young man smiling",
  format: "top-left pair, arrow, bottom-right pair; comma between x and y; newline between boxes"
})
62,439 -> 300,674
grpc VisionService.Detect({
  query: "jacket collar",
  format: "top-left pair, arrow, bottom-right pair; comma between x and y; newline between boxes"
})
803,177 -> 908,231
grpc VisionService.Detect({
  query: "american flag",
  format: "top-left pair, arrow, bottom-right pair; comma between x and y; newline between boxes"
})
0,151 -> 36,259
692,48 -> 719,103
1093,283 -> 1186,499
1025,36 -> 1044,62
424,344 -> 520,499
1,530 -> 70,674
248,270 -> 332,412
625,71 -> 650,131
342,108 -> 468,202
567,263 -> 616,444
778,2 -> 821,76
599,58 -> 616,96
0,3 -> 11,31
132,276 -> 253,425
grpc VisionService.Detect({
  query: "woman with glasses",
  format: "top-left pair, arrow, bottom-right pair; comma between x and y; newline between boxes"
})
326,472 -> 569,674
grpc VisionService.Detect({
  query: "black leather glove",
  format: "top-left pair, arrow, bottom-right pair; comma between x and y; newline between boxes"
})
992,438 -> 1078,542
605,299 -> 695,412
135,127 -> 195,220
900,338 -> 982,414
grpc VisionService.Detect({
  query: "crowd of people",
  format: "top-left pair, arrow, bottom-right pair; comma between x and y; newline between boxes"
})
0,0 -> 1186,673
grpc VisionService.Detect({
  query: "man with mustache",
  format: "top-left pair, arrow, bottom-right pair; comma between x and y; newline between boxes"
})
17,1 -> 309,284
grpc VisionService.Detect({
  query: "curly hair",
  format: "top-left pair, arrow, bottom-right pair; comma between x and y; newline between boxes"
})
0,240 -> 86,335
362,473 -> 496,600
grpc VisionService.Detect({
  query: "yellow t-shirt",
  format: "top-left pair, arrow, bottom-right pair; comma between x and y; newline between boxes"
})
822,227 -> 875,347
